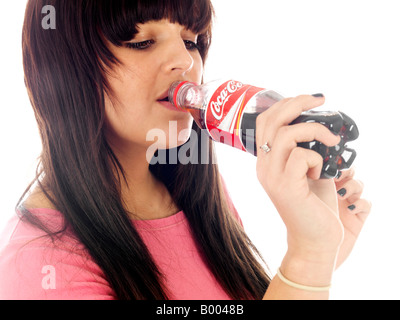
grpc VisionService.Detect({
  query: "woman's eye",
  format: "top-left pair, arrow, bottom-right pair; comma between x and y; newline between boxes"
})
125,39 -> 199,51
184,40 -> 200,51
125,40 -> 155,50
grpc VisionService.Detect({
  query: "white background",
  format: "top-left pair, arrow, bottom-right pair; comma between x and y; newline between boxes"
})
1,1 -> 400,299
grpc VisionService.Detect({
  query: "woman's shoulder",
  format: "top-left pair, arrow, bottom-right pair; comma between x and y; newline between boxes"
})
0,199 -> 114,299
1,207 -> 69,248
2,186 -> 73,249
3,187 -> 77,247
21,186 -> 57,211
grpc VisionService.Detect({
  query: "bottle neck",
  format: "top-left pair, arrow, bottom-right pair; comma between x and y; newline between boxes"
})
170,81 -> 204,111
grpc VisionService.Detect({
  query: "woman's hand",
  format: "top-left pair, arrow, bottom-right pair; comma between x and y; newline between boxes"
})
256,95 -> 344,258
256,94 -> 370,294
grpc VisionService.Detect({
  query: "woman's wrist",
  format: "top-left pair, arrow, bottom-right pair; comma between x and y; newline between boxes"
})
276,268 -> 331,292
280,248 -> 338,288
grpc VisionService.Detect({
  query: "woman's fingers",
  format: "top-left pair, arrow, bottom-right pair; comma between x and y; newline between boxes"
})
335,167 -> 355,184
336,171 -> 372,224
285,147 -> 324,181
273,122 -> 340,159
256,94 -> 326,151
255,93 -> 344,185
347,199 -> 372,220
265,94 -> 326,127
258,122 -> 341,177
336,178 -> 364,204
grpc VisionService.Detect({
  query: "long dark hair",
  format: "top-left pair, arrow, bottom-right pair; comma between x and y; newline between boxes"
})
20,0 -> 271,299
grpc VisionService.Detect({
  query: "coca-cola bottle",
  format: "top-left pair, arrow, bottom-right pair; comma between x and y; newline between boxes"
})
168,79 -> 359,179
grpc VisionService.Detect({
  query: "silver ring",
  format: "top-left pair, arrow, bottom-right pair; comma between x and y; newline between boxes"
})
260,142 -> 271,154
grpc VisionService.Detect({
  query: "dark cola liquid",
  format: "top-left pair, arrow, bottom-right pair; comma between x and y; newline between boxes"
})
240,112 -> 259,156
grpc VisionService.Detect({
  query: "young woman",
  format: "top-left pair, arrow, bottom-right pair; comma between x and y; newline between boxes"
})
0,0 -> 370,300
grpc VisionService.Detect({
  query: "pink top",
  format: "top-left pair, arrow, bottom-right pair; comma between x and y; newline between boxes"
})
0,196 -> 241,300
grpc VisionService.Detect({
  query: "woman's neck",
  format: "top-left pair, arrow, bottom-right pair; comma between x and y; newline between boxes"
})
112,144 -> 180,221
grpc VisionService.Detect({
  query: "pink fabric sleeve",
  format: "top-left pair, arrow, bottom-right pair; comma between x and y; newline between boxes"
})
0,210 -> 115,300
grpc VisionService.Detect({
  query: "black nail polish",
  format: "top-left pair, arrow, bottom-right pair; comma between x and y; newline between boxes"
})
335,171 -> 342,179
337,188 -> 347,197
348,205 -> 356,211
312,93 -> 324,98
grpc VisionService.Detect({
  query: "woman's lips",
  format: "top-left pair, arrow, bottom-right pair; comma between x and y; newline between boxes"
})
157,87 -> 187,113
157,100 -> 187,113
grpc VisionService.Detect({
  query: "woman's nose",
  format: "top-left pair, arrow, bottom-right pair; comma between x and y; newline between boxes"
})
163,40 -> 194,76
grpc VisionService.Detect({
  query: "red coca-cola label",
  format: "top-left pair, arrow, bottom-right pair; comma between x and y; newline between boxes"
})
205,80 -> 263,151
